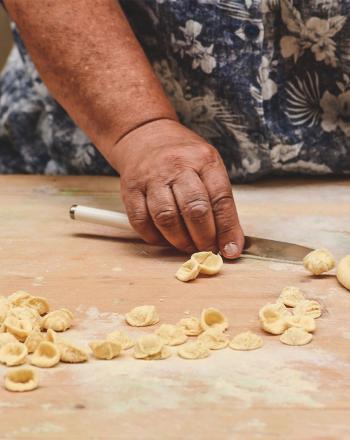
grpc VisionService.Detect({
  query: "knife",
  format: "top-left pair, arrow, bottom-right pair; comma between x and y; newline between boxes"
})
69,205 -> 313,264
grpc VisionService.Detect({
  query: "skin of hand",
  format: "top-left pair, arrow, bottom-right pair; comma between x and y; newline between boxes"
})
5,0 -> 244,257
109,119 -> 244,258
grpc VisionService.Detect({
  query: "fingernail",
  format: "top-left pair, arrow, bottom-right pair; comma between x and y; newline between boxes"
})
223,242 -> 239,258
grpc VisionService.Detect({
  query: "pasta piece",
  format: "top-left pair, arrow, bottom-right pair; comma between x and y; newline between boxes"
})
259,303 -> 290,335
201,307 -> 229,331
57,340 -> 88,363
0,332 -> 18,349
26,296 -> 50,316
4,316 -> 34,342
280,328 -> 313,346
191,251 -> 223,275
336,255 -> 350,291
31,341 -> 60,368
24,330 -> 45,353
4,366 -> 39,392
177,317 -> 203,336
175,259 -> 201,282
46,329 -> 58,343
0,342 -> 28,366
293,300 -> 322,319
177,341 -> 210,360
278,286 -> 305,307
125,305 -> 159,327
0,301 -> 9,324
133,335 -> 171,360
303,248 -> 335,275
89,340 -> 122,360
285,315 -> 316,333
155,324 -> 187,346
198,328 -> 229,350
7,291 -> 32,307
229,331 -> 263,351
41,308 -> 74,332
8,306 -> 41,326
106,330 -> 135,350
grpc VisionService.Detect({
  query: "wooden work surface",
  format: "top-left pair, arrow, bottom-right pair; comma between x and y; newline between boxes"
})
0,175 -> 350,440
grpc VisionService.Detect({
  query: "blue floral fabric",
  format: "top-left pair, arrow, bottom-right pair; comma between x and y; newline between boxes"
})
1,0 -> 350,181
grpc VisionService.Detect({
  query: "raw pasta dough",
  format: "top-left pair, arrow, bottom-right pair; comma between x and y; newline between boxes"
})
175,251 -> 223,282
336,255 -> 350,291
133,334 -> 171,360
41,309 -> 74,332
303,248 -> 335,275
259,303 -> 290,335
280,327 -> 313,346
285,315 -> 316,333
293,300 -> 322,319
4,366 -> 39,392
0,342 -> 28,366
177,341 -> 210,359
177,317 -> 203,336
57,340 -> 88,363
278,286 -> 305,307
31,341 -> 60,368
190,252 -> 223,275
175,260 -> 201,282
106,330 -> 135,350
201,308 -> 229,331
229,331 -> 263,351
125,305 -> 159,327
155,324 -> 187,346
89,340 -> 121,360
198,328 -> 229,350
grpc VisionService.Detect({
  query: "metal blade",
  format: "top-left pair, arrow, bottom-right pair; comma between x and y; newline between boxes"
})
242,236 -> 313,264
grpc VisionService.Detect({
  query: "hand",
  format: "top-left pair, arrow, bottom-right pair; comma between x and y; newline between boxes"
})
109,119 -> 244,258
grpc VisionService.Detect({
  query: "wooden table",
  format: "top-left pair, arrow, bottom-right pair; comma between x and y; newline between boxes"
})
0,175 -> 349,439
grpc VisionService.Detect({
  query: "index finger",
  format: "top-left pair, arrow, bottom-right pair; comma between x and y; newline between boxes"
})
200,161 -> 244,259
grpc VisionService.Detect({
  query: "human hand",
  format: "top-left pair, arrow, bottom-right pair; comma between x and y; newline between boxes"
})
109,119 -> 244,258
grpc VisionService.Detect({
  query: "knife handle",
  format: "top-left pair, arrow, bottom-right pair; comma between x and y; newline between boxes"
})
70,205 -> 132,231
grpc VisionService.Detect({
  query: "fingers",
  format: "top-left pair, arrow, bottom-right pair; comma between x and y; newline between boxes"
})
146,182 -> 196,253
171,171 -> 217,252
121,181 -> 165,245
200,161 -> 244,259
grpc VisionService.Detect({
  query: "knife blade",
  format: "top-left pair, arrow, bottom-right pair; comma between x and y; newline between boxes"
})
70,205 -> 313,263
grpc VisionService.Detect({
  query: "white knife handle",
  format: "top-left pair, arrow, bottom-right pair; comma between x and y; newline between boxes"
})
70,205 -> 132,231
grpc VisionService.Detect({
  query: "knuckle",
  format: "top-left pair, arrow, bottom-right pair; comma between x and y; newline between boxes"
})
154,209 -> 179,228
127,211 -> 149,229
211,193 -> 233,213
182,199 -> 210,222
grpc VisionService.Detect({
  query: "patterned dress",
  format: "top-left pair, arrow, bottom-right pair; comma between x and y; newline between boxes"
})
1,0 -> 350,181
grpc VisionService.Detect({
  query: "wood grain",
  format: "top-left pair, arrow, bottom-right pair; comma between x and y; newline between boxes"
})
0,175 -> 349,440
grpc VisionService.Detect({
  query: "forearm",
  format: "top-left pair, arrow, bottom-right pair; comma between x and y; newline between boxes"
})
4,0 -> 177,165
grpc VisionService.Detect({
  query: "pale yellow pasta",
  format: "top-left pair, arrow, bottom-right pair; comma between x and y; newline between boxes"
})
303,248 -> 335,275
57,340 -> 88,363
280,327 -> 313,346
229,331 -> 264,351
89,340 -> 122,360
106,330 -> 135,350
4,366 -> 39,392
125,305 -> 159,327
198,328 -> 229,350
31,341 -> 60,368
177,317 -> 203,336
41,308 -> 74,332
0,342 -> 28,366
175,259 -> 201,282
191,251 -> 223,275
133,334 -> 171,360
201,308 -> 229,331
24,330 -> 45,353
155,324 -> 187,346
278,287 -> 305,307
177,341 -> 210,360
